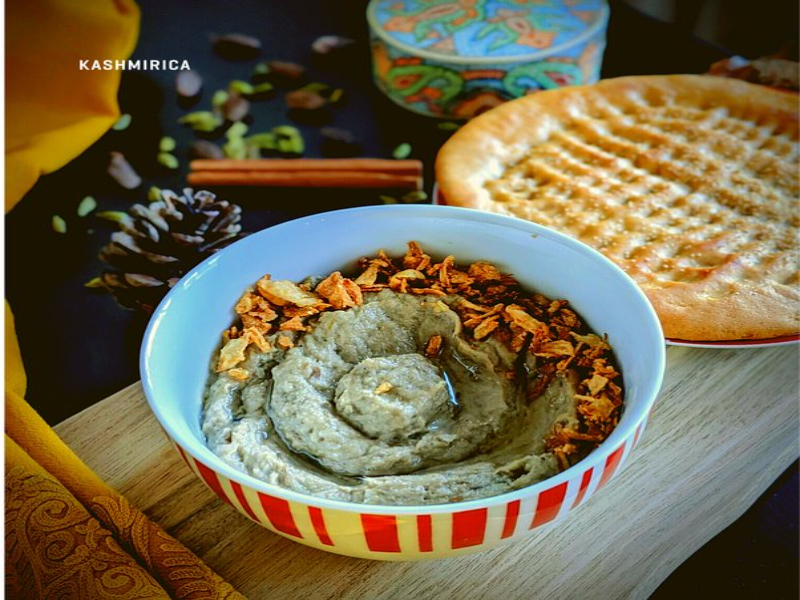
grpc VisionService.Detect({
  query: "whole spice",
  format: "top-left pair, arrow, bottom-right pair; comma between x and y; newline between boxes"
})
179,111 -> 222,133
157,152 -> 180,170
311,35 -> 356,56
392,143 -> 412,160
112,114 -> 132,131
187,158 -> 423,189
251,62 -> 271,83
286,92 -> 330,125
51,215 -> 67,233
294,83 -> 344,106
227,122 -> 248,140
311,35 -> 358,69
190,158 -> 421,174
327,88 -> 345,105
108,151 -> 142,189
222,141 -> 246,161
273,125 -> 304,155
223,121 -> 249,159
285,89 -> 326,111
297,82 -> 329,94
188,170 -> 421,188
159,137 -> 176,152
190,140 -> 225,160
176,70 -> 203,98
402,190 -> 428,203
77,196 -> 97,217
211,33 -> 262,60
211,90 -> 229,109
246,133 -> 277,153
228,80 -> 254,95
265,60 -> 306,87
221,93 -> 250,122
250,82 -> 275,99
225,123 -> 247,138
381,191 -> 429,205
222,143 -> 247,161
96,211 -> 130,224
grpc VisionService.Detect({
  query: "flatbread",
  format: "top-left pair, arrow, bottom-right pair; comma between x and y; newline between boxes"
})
436,75 -> 799,341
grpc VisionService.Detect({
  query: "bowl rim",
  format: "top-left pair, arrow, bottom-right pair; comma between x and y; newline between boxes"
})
141,204 -> 665,515
366,0 -> 609,67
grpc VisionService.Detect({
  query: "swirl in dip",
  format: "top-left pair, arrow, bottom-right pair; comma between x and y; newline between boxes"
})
202,243 -> 623,505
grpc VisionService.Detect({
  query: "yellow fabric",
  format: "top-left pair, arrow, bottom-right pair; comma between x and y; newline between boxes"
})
5,2 -> 244,597
5,437 -> 170,599
4,348 -> 243,598
5,303 -> 26,401
5,0 -> 140,211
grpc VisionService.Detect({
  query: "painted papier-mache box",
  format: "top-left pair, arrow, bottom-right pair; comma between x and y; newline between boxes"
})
367,0 -> 609,119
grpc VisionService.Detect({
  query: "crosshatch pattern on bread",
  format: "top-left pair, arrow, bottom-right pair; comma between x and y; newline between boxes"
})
436,75 -> 799,341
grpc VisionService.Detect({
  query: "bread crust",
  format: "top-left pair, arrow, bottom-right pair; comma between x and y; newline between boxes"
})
436,75 -> 799,341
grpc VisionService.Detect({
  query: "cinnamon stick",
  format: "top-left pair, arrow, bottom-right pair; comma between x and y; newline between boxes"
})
189,158 -> 422,176
187,170 -> 422,189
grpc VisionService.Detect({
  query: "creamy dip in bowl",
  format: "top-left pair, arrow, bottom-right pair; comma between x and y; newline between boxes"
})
142,205 -> 664,559
203,242 -> 624,505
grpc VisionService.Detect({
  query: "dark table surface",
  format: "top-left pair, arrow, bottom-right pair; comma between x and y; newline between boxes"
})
6,0 -> 798,596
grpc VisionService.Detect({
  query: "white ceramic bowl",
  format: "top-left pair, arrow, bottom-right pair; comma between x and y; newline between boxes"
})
141,205 -> 665,560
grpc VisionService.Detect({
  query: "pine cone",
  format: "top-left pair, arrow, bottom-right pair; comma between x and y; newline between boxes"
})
96,188 -> 244,312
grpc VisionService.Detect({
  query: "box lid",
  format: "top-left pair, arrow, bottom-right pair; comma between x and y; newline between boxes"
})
367,0 -> 608,63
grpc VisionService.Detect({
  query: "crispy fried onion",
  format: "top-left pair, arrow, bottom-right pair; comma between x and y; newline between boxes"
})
216,242 -> 623,470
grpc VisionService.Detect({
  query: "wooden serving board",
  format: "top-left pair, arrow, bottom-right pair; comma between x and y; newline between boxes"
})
55,345 -> 799,600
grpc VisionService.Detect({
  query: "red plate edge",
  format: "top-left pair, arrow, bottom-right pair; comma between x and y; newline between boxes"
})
667,334 -> 800,348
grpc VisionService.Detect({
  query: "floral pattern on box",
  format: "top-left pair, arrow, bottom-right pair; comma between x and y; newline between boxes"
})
368,0 -> 608,118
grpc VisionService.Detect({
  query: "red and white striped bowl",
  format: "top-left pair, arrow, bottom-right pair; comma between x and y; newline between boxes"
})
141,205 -> 665,560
